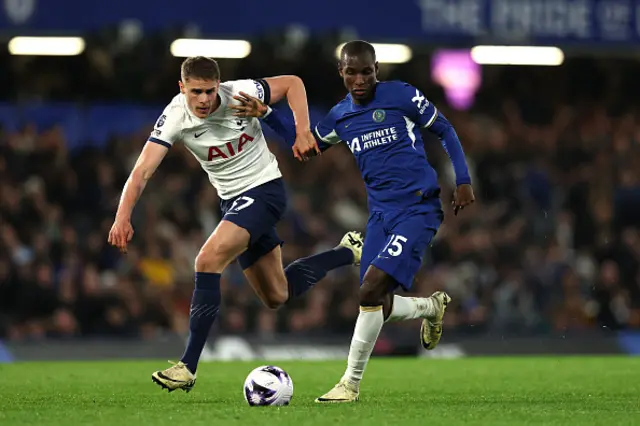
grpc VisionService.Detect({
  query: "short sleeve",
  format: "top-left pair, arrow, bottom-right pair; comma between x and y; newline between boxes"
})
228,79 -> 271,104
314,110 -> 341,145
398,82 -> 438,128
148,102 -> 184,148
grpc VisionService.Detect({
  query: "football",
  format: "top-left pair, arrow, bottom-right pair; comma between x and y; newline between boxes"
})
243,365 -> 294,406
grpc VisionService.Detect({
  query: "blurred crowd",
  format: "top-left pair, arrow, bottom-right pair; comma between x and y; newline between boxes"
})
1,38 -> 640,341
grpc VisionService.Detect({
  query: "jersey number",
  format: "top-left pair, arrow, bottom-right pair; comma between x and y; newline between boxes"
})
383,234 -> 408,257
230,196 -> 254,213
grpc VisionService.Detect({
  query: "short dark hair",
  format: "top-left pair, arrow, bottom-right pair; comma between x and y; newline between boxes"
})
181,56 -> 221,82
340,40 -> 376,64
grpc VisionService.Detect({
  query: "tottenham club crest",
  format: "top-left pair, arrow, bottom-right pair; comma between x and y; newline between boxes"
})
156,115 -> 166,128
372,109 -> 386,123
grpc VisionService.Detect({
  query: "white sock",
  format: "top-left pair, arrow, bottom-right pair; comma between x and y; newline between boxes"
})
385,295 -> 436,323
341,306 -> 384,386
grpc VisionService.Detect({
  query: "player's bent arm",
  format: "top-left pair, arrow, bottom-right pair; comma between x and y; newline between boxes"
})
262,76 -> 310,132
262,106 -> 333,152
312,107 -> 343,150
115,142 -> 169,220
427,112 -> 471,186
400,82 -> 470,185
312,126 -> 336,152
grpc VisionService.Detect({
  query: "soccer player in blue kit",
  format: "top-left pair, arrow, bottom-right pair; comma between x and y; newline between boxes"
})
231,40 -> 475,402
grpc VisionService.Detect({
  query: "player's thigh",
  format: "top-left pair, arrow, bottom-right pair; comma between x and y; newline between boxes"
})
359,212 -> 387,285
242,239 -> 287,308
220,178 -> 287,242
196,220 -> 250,271
216,177 -> 287,260
371,211 -> 441,291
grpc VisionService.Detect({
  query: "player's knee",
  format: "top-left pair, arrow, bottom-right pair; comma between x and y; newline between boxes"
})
359,281 -> 385,307
260,288 -> 288,310
195,244 -> 234,272
359,267 -> 389,306
194,250 -> 216,272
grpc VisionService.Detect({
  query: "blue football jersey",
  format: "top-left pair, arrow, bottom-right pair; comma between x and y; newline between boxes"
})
315,81 -> 442,212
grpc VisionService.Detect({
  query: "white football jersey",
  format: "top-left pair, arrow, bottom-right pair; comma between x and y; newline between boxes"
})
148,79 -> 282,200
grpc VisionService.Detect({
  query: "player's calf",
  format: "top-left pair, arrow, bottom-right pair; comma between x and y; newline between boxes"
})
182,222 -> 249,369
243,257 -> 289,309
330,266 -> 394,393
283,232 -> 362,303
243,232 -> 362,309
152,221 -> 251,389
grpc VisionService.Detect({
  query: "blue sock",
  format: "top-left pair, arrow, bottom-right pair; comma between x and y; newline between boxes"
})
285,247 -> 353,302
180,272 -> 221,373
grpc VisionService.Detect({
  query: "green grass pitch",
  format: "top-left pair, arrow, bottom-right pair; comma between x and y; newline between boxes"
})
1,357 -> 639,425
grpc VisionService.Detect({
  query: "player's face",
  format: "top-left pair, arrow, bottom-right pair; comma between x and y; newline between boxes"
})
179,78 -> 220,118
339,53 -> 378,103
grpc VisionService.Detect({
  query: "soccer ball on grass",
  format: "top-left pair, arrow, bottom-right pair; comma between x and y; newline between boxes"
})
243,365 -> 293,406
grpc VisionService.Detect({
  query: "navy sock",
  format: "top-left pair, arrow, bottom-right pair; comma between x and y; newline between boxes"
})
180,272 -> 221,373
285,247 -> 353,302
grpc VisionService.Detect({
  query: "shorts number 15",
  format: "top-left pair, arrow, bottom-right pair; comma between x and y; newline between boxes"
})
384,234 -> 408,256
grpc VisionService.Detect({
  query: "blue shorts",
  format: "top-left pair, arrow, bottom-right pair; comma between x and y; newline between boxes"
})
360,200 -> 443,291
220,178 -> 287,269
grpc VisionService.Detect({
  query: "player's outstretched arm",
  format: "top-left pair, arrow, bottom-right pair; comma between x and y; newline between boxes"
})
260,104 -> 332,155
231,92 -> 333,158
108,142 -> 168,253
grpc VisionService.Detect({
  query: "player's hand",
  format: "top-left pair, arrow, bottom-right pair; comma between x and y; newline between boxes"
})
108,217 -> 134,254
230,91 -> 268,118
292,129 -> 321,162
452,184 -> 475,216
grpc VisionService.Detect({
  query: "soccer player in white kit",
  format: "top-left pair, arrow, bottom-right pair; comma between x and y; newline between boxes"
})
107,57 -> 364,392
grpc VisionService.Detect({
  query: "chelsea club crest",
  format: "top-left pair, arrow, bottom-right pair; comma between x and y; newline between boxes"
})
372,109 -> 386,123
